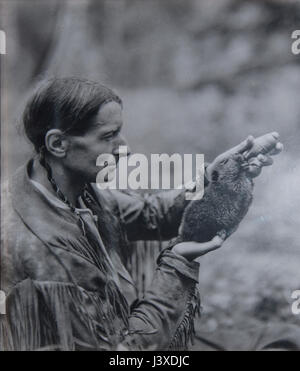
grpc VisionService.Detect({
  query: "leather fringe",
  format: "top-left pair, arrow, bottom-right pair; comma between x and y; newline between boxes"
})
0,278 -> 129,351
168,286 -> 201,351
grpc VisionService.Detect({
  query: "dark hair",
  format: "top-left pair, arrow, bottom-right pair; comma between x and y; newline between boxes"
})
23,77 -> 122,152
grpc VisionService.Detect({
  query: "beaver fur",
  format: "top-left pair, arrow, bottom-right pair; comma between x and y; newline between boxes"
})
179,153 -> 254,243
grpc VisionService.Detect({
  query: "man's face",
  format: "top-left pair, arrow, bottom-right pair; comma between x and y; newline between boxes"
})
63,101 -> 129,183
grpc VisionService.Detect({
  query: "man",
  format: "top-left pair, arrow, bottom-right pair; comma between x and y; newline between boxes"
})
0,77 -> 284,351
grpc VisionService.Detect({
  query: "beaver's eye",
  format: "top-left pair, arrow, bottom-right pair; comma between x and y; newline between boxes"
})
212,170 -> 219,182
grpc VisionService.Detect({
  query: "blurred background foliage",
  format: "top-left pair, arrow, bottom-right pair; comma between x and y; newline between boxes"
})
1,0 -> 300,333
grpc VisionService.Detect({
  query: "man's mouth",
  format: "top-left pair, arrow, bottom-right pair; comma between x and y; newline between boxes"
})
114,154 -> 120,165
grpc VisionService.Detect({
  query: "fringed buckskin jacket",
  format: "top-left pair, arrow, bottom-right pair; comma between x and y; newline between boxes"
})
0,159 -> 201,351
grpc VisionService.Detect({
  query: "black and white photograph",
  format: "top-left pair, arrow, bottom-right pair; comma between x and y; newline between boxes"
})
0,0 -> 300,353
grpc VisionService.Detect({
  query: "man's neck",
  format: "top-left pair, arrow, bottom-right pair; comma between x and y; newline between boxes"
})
31,158 -> 85,206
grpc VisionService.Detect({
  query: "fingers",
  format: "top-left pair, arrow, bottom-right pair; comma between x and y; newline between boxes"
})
245,140 -> 283,178
217,136 -> 255,162
257,154 -> 274,166
196,232 -> 226,255
249,154 -> 273,167
217,230 -> 227,240
268,142 -> 284,156
270,131 -> 280,140
172,232 -> 227,260
215,135 -> 282,170
236,135 -> 255,154
204,237 -> 223,252
246,154 -> 274,178
205,231 -> 227,250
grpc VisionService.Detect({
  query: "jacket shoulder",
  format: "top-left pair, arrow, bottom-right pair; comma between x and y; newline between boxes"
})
1,181 -> 45,292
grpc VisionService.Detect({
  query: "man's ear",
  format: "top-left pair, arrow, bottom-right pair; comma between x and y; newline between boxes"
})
45,129 -> 68,158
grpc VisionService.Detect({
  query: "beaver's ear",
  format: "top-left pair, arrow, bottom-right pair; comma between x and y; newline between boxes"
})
212,170 -> 219,182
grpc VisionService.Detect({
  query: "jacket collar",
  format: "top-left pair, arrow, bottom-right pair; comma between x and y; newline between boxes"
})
10,159 -> 83,247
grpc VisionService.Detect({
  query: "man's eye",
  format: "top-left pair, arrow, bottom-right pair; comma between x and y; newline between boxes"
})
103,132 -> 116,140
102,128 -> 121,140
104,133 -> 113,139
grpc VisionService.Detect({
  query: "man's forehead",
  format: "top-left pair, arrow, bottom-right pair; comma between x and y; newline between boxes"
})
96,101 -> 122,123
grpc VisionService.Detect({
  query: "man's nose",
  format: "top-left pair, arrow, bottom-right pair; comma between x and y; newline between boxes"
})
113,136 -> 131,157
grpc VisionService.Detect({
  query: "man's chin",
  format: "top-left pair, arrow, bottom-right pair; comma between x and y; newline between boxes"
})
93,168 -> 116,184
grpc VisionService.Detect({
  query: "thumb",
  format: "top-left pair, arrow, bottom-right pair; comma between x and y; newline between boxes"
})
236,135 -> 255,154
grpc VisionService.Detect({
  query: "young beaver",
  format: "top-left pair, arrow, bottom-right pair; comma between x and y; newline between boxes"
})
179,153 -> 254,243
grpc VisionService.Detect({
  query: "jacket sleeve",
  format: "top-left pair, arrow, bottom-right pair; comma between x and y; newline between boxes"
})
123,248 -> 201,350
110,189 -> 189,241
